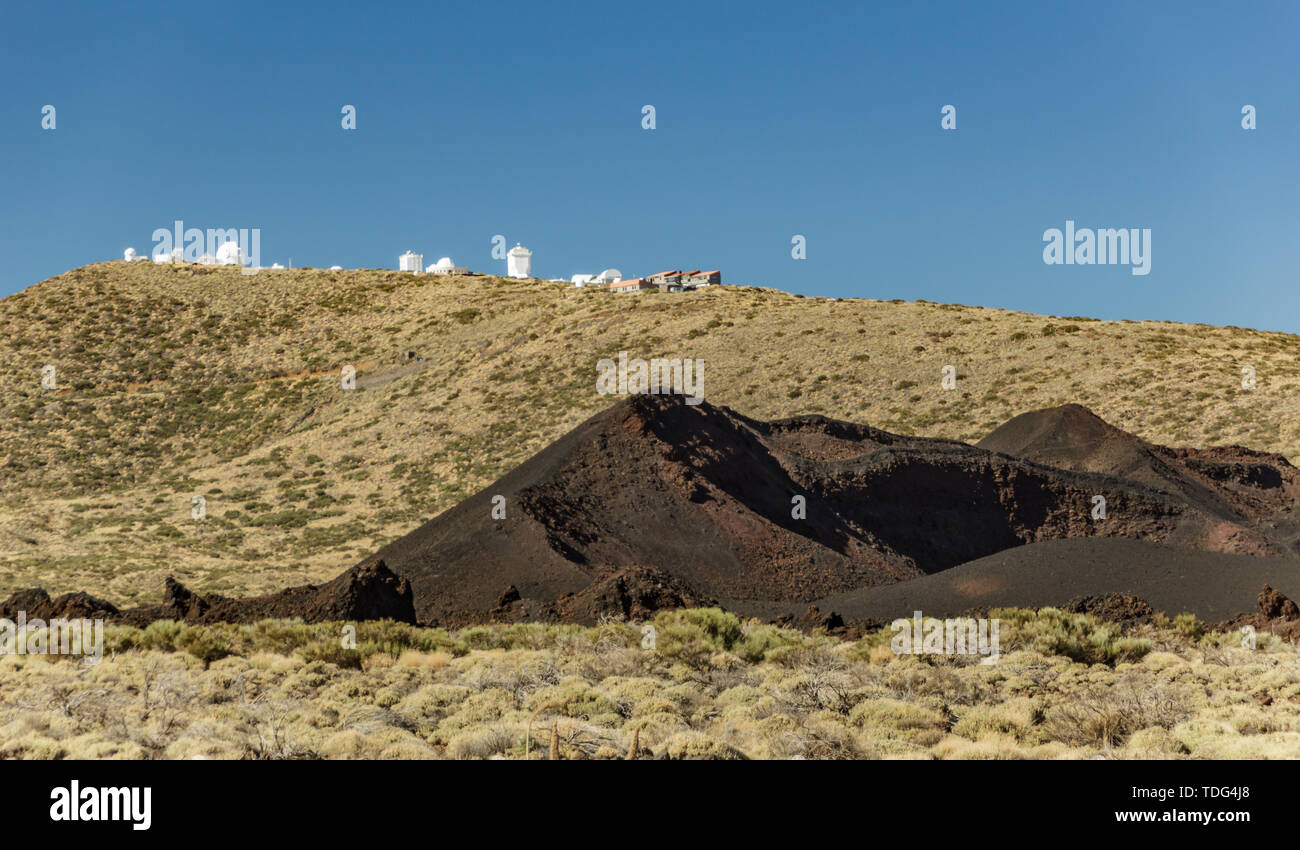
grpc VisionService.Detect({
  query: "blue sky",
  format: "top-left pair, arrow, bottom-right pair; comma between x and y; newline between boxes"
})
3,1 -> 1299,330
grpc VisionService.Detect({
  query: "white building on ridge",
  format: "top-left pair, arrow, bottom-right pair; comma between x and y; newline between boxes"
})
399,251 -> 423,273
507,243 -> 531,279
428,256 -> 467,275
216,240 -> 245,266
572,268 -> 622,287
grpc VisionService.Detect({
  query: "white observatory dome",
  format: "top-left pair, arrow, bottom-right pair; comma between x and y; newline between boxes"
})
215,241 -> 245,266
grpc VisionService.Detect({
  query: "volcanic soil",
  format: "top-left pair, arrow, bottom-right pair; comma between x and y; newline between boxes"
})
22,396 -> 1299,629
366,395 -> 1300,626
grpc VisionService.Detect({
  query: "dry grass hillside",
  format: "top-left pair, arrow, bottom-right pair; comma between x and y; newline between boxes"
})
2,261 -> 1297,605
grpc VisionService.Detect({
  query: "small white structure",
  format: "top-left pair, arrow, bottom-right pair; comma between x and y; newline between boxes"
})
124,247 -> 138,261
573,268 -> 622,287
399,251 -> 423,274
271,263 -> 285,269
329,265 -> 343,270
506,243 -> 532,279
215,240 -> 245,266
428,257 -> 467,275
152,247 -> 184,264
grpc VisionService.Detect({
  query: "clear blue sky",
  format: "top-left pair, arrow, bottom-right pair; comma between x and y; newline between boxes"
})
3,1 -> 1298,330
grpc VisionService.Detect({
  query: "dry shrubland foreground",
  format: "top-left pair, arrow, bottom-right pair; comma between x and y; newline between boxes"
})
6,264 -> 1300,761
2,607 -> 1300,760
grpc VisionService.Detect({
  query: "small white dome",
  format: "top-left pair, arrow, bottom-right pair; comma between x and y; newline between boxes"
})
215,241 -> 244,266
124,247 -> 137,261
329,265 -> 343,271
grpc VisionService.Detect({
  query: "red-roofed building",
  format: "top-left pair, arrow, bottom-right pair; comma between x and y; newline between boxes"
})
684,270 -> 721,287
610,278 -> 655,293
629,268 -> 723,291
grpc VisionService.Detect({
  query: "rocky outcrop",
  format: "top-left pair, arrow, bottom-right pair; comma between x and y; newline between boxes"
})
0,589 -> 120,621
1257,584 -> 1300,620
1063,593 -> 1156,624
1215,585 -> 1300,642
1,558 -> 416,628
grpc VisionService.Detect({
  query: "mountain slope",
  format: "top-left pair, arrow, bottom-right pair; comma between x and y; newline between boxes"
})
3,261 -> 1300,605
979,403 -> 1300,553
812,537 -> 1300,624
369,395 -> 1292,625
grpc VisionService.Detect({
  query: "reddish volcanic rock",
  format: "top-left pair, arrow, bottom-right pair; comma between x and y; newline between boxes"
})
1258,585 -> 1300,621
0,589 -> 120,621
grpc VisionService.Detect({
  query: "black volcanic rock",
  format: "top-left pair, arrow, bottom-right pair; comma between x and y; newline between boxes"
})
364,395 -> 1292,626
979,403 -> 1300,549
6,558 -> 416,628
1258,584 -> 1300,620
1063,593 -> 1156,623
14,398 -> 1300,630
0,588 -> 120,621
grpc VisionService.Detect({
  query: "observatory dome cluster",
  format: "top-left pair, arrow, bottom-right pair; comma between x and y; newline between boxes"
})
395,244 -> 531,278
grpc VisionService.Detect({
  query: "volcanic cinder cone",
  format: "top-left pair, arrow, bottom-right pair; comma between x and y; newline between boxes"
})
365,395 -> 1297,626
